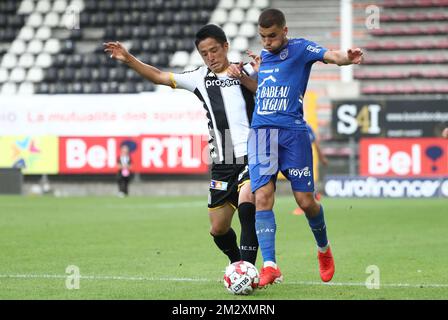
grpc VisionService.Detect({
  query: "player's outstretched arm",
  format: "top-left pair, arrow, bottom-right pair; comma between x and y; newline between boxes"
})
323,48 -> 363,66
103,41 -> 173,87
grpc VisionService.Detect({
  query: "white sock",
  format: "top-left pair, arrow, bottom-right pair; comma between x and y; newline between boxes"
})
263,261 -> 277,269
318,243 -> 330,253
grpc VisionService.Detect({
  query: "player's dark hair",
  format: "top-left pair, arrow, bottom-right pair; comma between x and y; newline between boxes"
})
195,24 -> 228,48
258,8 -> 286,28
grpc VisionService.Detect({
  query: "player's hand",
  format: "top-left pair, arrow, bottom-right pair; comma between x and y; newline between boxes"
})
103,41 -> 130,63
246,50 -> 261,72
442,128 -> 448,138
227,62 -> 243,79
347,48 -> 363,64
321,156 -> 329,166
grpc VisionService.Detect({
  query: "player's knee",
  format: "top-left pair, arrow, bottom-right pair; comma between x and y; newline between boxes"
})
210,224 -> 229,236
255,191 -> 274,210
298,196 -> 318,213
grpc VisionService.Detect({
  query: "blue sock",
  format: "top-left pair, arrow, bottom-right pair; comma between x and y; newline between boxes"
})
306,205 -> 329,249
255,210 -> 276,263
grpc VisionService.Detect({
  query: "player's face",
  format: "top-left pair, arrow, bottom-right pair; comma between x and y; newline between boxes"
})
259,25 -> 288,54
197,38 -> 229,73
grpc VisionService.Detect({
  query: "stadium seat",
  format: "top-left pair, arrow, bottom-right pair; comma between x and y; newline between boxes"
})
1,82 -> 17,94
236,0 -> 252,9
43,12 -> 60,28
35,26 -> 52,41
253,0 -> 269,8
228,50 -> 242,63
18,53 -> 35,69
44,39 -> 61,54
27,67 -> 44,82
35,53 -> 52,68
246,7 -> 261,23
18,82 -> 35,94
1,54 -> 17,69
10,40 -> 27,55
0,68 -> 9,82
219,0 -> 234,10
17,26 -> 34,41
17,0 -> 34,15
70,0 -> 85,11
170,51 -> 190,68
10,68 -> 26,83
136,81 -> 156,93
210,8 -> 228,24
28,13 -> 44,28
27,39 -> 44,55
189,50 -> 204,66
239,22 -> 257,38
233,37 -> 249,52
53,0 -> 68,13
223,23 -> 239,39
36,0 -> 51,14
228,8 -> 245,24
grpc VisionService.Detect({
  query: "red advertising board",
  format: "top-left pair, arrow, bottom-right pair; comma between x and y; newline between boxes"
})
360,138 -> 448,177
59,136 -> 209,174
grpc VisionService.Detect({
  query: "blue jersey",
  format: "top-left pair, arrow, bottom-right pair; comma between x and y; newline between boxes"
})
251,38 -> 327,130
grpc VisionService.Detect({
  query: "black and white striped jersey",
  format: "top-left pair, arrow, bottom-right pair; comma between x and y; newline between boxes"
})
170,64 -> 255,164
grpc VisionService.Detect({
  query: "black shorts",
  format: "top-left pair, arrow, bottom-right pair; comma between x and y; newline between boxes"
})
208,163 -> 250,210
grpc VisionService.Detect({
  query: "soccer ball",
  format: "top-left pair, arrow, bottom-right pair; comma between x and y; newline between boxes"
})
223,261 -> 259,295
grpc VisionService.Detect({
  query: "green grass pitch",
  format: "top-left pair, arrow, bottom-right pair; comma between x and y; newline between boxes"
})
0,195 -> 447,300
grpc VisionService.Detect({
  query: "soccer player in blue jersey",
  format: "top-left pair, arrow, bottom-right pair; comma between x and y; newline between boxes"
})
247,8 -> 363,287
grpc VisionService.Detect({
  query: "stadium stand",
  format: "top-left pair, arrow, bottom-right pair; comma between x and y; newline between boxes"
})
354,0 -> 448,96
0,0 -> 446,97
0,0 -> 268,94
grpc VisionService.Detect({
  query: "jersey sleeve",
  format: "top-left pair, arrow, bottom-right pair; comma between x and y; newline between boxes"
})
242,62 -> 257,78
301,39 -> 328,64
170,67 -> 202,92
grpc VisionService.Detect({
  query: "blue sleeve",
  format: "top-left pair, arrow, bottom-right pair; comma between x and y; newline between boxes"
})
301,39 -> 328,64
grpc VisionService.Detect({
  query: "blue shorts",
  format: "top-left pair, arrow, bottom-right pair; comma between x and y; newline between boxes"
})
248,128 -> 315,193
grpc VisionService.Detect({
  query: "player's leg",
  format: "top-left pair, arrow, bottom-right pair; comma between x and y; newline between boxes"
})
253,181 -> 283,287
282,129 -> 334,282
123,176 -> 129,195
209,164 -> 243,263
237,180 -> 258,265
293,191 -> 334,282
117,175 -> 125,197
209,203 -> 241,263
248,127 -> 283,287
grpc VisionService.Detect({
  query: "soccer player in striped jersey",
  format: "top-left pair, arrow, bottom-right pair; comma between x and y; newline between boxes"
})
104,25 -> 259,267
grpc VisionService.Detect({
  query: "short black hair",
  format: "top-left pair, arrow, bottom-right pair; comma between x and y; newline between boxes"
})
195,24 -> 227,48
258,8 -> 286,28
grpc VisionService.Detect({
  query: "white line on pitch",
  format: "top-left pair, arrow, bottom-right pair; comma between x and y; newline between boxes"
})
1,274 -> 448,289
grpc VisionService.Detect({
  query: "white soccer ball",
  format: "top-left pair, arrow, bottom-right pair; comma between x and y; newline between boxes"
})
223,261 -> 259,295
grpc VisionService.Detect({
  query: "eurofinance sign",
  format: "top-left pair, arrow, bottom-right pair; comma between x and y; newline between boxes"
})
324,138 -> 448,198
325,176 -> 448,198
